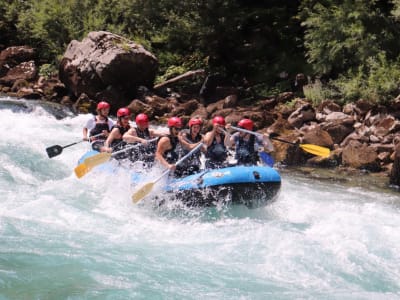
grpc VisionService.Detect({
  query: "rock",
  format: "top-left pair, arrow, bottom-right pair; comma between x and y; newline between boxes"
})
0,46 -> 35,77
389,137 -> 400,186
288,103 -> 315,128
317,100 -> 342,113
342,140 -> 380,171
0,61 -> 37,86
301,125 -> 334,148
59,31 -> 158,106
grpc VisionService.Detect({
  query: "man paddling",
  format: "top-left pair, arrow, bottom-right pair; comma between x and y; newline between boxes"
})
123,113 -> 163,165
227,118 -> 274,165
83,101 -> 114,151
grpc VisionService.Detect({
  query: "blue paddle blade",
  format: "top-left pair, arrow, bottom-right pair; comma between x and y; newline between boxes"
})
259,151 -> 274,167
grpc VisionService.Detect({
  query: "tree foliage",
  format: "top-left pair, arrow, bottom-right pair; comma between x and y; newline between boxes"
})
1,0 -> 400,103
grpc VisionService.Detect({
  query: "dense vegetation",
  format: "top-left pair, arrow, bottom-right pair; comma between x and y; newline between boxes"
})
2,0 -> 400,104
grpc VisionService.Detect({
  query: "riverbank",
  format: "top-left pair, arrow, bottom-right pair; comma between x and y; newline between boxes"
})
1,44 -> 400,188
279,165 -> 399,196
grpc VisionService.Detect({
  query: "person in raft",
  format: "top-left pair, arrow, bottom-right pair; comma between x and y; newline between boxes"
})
203,115 -> 231,169
178,116 -> 207,175
102,107 -> 132,158
82,101 -> 114,151
227,118 -> 274,165
123,113 -> 164,165
155,116 -> 203,178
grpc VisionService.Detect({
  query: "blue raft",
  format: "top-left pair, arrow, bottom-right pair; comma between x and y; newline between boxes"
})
78,151 -> 281,208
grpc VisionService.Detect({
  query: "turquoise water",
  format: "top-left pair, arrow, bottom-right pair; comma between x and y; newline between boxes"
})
0,98 -> 400,299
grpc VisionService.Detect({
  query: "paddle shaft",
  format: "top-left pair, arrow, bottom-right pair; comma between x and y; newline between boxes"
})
269,136 -> 297,145
111,138 -> 158,157
269,135 -> 330,156
230,126 -> 263,138
59,133 -> 104,150
132,142 -> 204,203
46,133 -> 105,158
156,142 -> 204,181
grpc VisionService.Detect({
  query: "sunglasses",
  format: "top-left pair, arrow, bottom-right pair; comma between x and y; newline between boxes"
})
121,116 -> 130,120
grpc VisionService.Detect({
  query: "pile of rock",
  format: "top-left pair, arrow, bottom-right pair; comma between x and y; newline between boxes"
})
1,31 -> 399,186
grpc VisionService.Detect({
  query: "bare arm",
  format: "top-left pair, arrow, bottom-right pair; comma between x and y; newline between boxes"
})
149,128 -> 166,138
123,128 -> 147,144
83,127 -> 89,141
224,131 -> 232,148
204,126 -> 218,147
155,137 -> 175,170
178,131 -> 203,150
103,128 -> 120,152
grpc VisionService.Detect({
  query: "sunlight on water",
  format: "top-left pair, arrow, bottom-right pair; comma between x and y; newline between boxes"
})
1,97 -> 400,299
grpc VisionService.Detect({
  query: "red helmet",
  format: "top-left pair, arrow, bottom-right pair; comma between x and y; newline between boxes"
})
189,117 -> 203,127
135,113 -> 149,125
167,116 -> 183,128
238,118 -> 254,130
212,116 -> 226,126
117,108 -> 131,117
97,101 -> 110,110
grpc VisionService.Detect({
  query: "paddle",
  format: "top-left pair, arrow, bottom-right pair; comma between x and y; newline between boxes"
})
46,133 -> 103,158
231,125 -> 330,157
132,142 -> 204,204
259,151 -> 274,167
268,135 -> 330,157
74,138 -> 158,178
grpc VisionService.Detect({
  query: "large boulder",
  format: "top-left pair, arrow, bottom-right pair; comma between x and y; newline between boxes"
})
0,46 -> 35,77
342,140 -> 380,171
390,136 -> 400,186
59,31 -> 158,109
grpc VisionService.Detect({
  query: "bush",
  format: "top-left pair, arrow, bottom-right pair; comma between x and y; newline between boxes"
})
333,52 -> 400,104
303,80 -> 334,106
38,64 -> 57,79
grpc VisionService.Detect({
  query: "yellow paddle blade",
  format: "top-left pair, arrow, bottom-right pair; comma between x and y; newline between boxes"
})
74,163 -> 92,178
132,182 -> 155,203
299,144 -> 330,157
74,152 -> 111,178
83,152 -> 112,168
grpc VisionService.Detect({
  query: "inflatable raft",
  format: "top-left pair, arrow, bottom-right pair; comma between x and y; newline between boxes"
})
77,150 -> 281,208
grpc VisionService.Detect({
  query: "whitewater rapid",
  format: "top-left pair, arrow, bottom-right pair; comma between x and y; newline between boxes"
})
0,97 -> 399,299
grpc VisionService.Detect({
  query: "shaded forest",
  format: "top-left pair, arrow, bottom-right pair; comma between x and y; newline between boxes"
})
2,0 -> 400,104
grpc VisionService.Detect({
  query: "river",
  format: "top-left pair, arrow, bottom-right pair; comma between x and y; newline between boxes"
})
0,97 -> 399,299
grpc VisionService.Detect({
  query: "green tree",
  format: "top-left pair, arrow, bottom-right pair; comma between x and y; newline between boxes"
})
299,0 -> 400,77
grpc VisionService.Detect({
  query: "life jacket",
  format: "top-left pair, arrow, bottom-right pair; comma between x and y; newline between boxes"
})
90,116 -> 110,138
205,133 -> 227,162
135,127 -> 156,153
129,127 -> 157,163
179,132 -> 202,171
234,134 -> 258,165
163,135 -> 180,164
110,124 -> 130,150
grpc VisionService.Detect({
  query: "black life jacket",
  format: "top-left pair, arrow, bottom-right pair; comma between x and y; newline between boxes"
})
180,132 -> 202,168
135,127 -> 157,153
90,116 -> 110,137
234,134 -> 258,165
206,133 -> 227,162
128,127 -> 157,163
163,135 -> 180,164
110,124 -> 130,150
